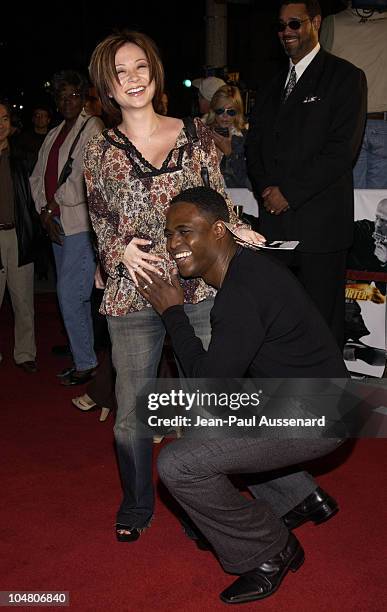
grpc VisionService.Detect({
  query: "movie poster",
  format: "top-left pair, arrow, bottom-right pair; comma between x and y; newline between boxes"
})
345,189 -> 387,377
347,189 -> 387,277
344,281 -> 386,377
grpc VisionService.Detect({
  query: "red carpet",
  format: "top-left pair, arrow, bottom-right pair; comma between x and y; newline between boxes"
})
1,294 -> 386,611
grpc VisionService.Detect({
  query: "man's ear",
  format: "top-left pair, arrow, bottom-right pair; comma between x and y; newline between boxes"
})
212,220 -> 227,241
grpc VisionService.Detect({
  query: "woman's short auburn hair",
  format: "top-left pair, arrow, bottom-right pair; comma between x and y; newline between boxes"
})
89,30 -> 165,125
207,85 -> 246,132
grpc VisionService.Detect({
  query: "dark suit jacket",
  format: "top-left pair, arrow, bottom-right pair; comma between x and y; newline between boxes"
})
246,49 -> 367,253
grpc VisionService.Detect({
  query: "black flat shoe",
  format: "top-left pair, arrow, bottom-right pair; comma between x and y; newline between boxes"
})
219,533 -> 304,604
61,368 -> 97,386
283,487 -> 338,530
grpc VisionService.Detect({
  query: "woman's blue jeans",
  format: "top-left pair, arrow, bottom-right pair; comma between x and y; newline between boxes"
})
107,300 -> 213,528
52,230 -> 97,371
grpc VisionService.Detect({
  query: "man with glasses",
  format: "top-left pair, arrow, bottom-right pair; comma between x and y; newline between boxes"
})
30,70 -> 104,385
246,0 -> 367,349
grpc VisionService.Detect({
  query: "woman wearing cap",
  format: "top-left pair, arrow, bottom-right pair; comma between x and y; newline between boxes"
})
84,30 -> 265,543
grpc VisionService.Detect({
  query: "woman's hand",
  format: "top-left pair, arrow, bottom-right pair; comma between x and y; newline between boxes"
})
136,268 -> 184,315
233,226 -> 266,246
212,131 -> 232,157
122,238 -> 164,285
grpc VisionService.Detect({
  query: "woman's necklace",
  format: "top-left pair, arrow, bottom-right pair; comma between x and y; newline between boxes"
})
124,118 -> 159,144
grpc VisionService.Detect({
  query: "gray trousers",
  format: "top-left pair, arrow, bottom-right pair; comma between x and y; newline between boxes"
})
158,437 -> 341,574
0,229 -> 36,363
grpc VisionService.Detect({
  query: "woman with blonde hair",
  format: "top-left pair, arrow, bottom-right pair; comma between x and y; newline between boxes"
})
84,30 -> 265,543
207,84 -> 251,189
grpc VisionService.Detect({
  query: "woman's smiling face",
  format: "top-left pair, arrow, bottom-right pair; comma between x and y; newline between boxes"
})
111,42 -> 155,111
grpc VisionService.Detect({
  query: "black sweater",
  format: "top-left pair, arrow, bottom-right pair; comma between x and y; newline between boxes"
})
162,248 -> 348,379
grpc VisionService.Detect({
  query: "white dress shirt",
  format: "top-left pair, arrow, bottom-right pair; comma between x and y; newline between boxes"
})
284,42 -> 321,86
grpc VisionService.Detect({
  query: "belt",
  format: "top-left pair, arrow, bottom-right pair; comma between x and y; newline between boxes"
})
367,112 -> 387,120
0,223 -> 15,231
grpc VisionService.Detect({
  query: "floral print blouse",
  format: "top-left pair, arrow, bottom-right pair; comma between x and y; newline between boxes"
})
84,117 -> 238,316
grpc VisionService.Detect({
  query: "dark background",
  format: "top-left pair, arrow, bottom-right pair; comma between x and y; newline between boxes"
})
1,0 -> 346,123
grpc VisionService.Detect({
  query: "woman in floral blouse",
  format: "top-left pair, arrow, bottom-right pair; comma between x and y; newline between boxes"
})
85,30 -> 265,543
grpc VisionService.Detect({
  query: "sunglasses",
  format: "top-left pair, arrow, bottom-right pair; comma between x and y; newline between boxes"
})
277,18 -> 310,32
214,107 -> 237,117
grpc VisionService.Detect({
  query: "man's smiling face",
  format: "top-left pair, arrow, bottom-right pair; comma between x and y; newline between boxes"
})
165,202 -> 220,279
278,3 -> 320,64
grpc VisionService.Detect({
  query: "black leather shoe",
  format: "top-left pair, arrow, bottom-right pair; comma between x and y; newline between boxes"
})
16,360 -> 38,373
219,533 -> 304,604
56,366 -> 75,378
283,487 -> 338,530
61,367 -> 97,386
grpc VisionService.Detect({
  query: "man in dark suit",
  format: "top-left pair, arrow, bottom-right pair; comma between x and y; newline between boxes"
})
246,0 -> 367,347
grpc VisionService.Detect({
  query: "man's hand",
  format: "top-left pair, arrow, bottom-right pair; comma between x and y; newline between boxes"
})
136,268 -> 184,315
41,213 -> 63,245
262,186 -> 290,215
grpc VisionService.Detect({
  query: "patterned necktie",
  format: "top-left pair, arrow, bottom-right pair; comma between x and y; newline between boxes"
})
283,66 -> 297,102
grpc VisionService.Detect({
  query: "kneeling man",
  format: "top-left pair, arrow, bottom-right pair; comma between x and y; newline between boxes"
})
138,187 -> 348,604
